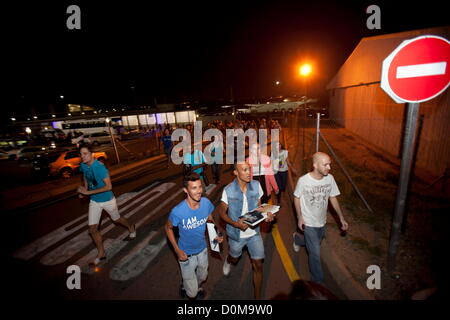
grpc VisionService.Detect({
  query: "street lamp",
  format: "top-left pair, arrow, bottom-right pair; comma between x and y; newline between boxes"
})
299,64 -> 312,77
275,80 -> 282,98
299,63 -> 312,161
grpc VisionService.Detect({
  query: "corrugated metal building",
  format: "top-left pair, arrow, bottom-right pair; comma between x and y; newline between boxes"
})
327,26 -> 450,179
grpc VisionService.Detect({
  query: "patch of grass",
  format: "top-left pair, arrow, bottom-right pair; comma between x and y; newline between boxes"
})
349,236 -> 382,257
342,134 -> 356,141
367,149 -> 399,168
352,175 -> 366,184
367,245 -> 382,257
384,171 -> 399,185
359,212 -> 378,226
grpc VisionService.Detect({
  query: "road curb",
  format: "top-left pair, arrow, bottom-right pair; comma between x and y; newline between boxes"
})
321,239 -> 375,300
2,154 -> 166,212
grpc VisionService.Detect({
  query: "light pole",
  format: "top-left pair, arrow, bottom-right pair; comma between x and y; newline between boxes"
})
299,64 -> 312,161
275,80 -> 281,99
106,117 -> 120,164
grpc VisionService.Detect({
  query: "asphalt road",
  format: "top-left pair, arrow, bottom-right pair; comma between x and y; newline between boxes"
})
0,136 -> 158,191
4,124 -> 347,300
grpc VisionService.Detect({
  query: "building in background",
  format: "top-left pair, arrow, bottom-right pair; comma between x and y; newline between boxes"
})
326,26 -> 450,179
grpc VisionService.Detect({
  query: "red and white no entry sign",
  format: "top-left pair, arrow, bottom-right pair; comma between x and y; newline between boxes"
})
381,35 -> 450,103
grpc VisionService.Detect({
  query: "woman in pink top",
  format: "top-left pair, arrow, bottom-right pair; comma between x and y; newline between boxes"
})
261,150 -> 279,201
247,143 -> 279,204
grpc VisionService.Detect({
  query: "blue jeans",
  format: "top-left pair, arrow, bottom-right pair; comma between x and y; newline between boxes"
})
294,226 -> 326,283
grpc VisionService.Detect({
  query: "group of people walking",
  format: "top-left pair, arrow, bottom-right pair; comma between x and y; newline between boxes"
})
75,129 -> 349,300
164,146 -> 349,300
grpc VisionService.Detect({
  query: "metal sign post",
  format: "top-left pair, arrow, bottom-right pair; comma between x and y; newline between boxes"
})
381,35 -> 449,270
387,102 -> 420,270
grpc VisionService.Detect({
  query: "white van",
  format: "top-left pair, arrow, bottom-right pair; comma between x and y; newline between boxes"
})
84,132 -> 118,145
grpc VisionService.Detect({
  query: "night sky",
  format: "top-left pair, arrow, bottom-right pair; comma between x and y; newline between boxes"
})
2,0 -> 449,117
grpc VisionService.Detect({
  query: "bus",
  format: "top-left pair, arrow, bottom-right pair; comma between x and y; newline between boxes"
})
53,118 -> 111,135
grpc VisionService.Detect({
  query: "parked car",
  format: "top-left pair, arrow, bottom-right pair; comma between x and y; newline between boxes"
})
84,132 -> 118,145
40,128 -> 66,140
33,149 -> 108,179
0,149 -> 10,160
120,131 -> 142,140
15,146 -> 48,161
31,150 -> 67,177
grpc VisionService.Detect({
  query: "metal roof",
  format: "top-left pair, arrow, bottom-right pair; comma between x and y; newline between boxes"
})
326,26 -> 450,90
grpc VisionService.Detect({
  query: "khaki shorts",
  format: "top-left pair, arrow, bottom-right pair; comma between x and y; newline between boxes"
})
88,197 -> 120,226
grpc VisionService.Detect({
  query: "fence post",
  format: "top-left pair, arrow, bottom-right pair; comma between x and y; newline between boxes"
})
320,132 -> 374,214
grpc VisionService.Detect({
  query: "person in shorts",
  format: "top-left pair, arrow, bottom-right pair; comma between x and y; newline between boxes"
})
218,161 -> 274,299
77,144 -> 136,266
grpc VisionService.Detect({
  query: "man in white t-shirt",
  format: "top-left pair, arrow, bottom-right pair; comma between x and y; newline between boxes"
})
293,152 -> 349,284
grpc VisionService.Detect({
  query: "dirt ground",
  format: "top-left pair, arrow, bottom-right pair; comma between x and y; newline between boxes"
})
285,118 -> 449,300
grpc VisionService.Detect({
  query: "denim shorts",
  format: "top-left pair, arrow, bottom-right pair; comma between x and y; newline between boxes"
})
178,247 -> 208,298
229,234 -> 265,260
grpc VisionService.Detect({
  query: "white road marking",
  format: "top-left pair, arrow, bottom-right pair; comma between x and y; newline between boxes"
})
75,187 -> 184,271
105,184 -> 218,280
40,182 -> 176,265
80,238 -> 129,274
109,231 -> 163,280
13,182 -> 157,261
396,62 -> 447,79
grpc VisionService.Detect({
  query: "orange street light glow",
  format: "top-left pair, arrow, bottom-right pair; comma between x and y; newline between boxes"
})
299,64 -> 312,76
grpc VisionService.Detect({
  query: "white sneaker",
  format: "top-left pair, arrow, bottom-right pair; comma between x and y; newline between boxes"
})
128,224 -> 137,240
223,259 -> 231,276
293,233 -> 300,252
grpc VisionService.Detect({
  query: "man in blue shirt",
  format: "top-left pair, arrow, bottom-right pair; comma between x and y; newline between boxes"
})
183,142 -> 207,195
77,144 -> 136,267
165,172 -> 223,300
160,128 -> 173,168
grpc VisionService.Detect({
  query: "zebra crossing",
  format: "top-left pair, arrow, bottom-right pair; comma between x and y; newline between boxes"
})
13,181 -> 218,281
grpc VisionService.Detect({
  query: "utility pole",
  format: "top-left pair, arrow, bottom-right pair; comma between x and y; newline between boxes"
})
106,118 -> 120,164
